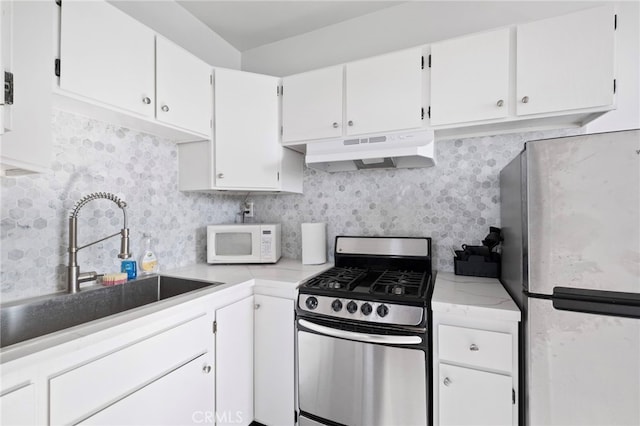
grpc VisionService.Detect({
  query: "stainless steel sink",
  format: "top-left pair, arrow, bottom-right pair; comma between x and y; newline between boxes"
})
0,276 -> 220,349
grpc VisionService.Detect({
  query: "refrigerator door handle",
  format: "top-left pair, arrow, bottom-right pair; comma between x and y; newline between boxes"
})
553,287 -> 640,319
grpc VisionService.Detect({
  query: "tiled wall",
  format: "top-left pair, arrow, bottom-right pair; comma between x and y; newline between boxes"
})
0,109 -> 580,302
0,110 -> 244,302
253,128 -> 581,271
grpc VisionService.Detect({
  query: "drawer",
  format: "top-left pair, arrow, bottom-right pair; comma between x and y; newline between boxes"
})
50,313 -> 209,425
438,324 -> 512,372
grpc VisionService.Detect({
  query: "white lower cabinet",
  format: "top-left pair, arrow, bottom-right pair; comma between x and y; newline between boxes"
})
434,318 -> 518,426
0,383 -> 36,426
439,364 -> 512,426
80,353 -> 213,426
254,294 -> 295,426
215,295 -> 254,426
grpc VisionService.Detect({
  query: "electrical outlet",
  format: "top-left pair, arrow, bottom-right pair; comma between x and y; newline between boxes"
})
244,202 -> 254,218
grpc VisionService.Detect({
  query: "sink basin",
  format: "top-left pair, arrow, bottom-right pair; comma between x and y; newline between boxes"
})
0,276 -> 221,349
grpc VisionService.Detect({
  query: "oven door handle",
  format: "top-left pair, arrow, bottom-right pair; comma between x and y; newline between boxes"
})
298,319 -> 423,345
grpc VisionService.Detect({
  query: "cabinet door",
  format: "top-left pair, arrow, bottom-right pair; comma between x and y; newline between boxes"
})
431,28 -> 510,125
156,37 -> 212,136
516,6 -> 615,116
214,69 -> 280,189
80,354 -> 214,426
281,66 -> 343,142
60,0 -> 155,117
345,48 -> 423,136
254,295 -> 295,426
216,296 -> 254,426
439,364 -> 512,426
0,383 -> 35,426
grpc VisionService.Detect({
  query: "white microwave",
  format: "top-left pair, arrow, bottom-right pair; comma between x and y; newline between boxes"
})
207,223 -> 281,264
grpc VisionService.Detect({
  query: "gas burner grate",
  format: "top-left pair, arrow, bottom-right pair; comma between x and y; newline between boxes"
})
304,267 -> 368,291
369,270 -> 427,297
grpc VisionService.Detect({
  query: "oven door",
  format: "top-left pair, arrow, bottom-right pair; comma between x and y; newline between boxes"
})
297,318 -> 428,426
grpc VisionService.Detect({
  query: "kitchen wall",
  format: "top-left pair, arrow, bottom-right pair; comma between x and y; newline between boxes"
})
252,128 -> 581,272
0,110 -> 244,303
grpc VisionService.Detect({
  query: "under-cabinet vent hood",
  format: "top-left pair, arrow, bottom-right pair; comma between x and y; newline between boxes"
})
305,129 -> 436,172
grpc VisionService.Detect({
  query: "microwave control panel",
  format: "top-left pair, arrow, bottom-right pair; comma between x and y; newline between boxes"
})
261,230 -> 273,257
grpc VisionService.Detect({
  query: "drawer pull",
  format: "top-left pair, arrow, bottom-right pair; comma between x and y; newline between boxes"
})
469,343 -> 479,351
443,377 -> 452,386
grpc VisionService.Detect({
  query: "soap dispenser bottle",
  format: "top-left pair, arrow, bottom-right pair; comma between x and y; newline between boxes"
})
139,233 -> 159,275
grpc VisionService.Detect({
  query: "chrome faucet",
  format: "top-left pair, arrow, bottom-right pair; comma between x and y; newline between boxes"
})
67,192 -> 131,293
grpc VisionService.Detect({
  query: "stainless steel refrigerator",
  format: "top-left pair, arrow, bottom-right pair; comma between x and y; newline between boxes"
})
500,129 -> 640,426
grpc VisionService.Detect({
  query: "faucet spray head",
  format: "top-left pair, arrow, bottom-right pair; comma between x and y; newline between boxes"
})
118,228 -> 131,259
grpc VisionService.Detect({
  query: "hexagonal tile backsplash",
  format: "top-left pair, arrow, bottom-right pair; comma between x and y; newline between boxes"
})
0,109 -> 581,303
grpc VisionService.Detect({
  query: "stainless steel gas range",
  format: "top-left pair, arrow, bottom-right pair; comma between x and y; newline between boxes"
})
296,236 -> 433,426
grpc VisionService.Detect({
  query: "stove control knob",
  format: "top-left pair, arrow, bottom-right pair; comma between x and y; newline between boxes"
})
361,303 -> 372,316
305,297 -> 318,310
377,304 -> 389,317
331,299 -> 343,312
346,301 -> 358,314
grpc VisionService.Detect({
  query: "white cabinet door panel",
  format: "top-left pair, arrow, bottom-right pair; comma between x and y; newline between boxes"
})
431,28 -> 510,125
346,48 -> 423,135
156,37 -> 212,136
214,69 -> 279,189
0,383 -> 35,426
254,295 -> 295,426
439,364 -> 512,426
60,1 -> 155,117
517,5 -> 615,116
80,354 -> 213,426
282,66 -> 343,142
216,296 -> 254,426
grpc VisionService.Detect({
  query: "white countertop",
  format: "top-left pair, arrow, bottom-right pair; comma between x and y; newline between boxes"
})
431,272 -> 521,322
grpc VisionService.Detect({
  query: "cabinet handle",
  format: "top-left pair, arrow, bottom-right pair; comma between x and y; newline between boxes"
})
161,105 -> 170,112
469,343 -> 479,351
496,99 -> 504,107
142,97 -> 151,105
255,303 -> 261,310
332,122 -> 339,128
217,173 -> 224,179
443,377 -> 452,386
347,120 -> 354,127
202,365 -> 212,374
521,96 -> 529,104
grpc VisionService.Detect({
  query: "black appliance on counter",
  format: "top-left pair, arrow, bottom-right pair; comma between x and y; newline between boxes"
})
296,236 -> 433,426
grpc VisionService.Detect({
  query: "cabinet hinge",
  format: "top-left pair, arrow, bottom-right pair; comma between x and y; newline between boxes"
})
614,79 -> 617,94
421,56 -> 424,70
210,118 -> 213,129
614,14 -> 617,30
428,54 -> 432,68
512,389 -> 516,405
55,59 -> 61,77
210,74 -> 213,85
280,125 -> 283,136
4,72 -> 14,105
277,85 -> 283,96
421,107 -> 424,120
277,172 -> 280,181
212,321 -> 217,334
428,106 -> 431,118
294,411 -> 298,422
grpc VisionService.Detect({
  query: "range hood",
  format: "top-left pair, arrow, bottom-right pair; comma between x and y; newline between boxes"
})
305,129 -> 436,172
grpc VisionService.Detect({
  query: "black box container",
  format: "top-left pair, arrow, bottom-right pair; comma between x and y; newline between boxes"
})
454,253 -> 501,278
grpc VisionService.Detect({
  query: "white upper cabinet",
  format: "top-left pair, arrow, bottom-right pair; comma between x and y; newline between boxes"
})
281,65 -> 343,143
213,69 -> 281,190
430,28 -> 511,125
516,6 -> 616,116
60,0 -> 155,118
346,48 -> 424,136
155,37 -> 212,136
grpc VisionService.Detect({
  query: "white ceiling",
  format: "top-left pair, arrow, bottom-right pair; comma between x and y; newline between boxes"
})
177,1 -> 404,51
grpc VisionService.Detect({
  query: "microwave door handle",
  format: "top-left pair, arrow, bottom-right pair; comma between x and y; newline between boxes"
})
297,319 -> 422,345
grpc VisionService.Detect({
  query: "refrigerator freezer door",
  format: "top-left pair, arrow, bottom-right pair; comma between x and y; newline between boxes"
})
526,296 -> 640,426
526,130 -> 640,295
